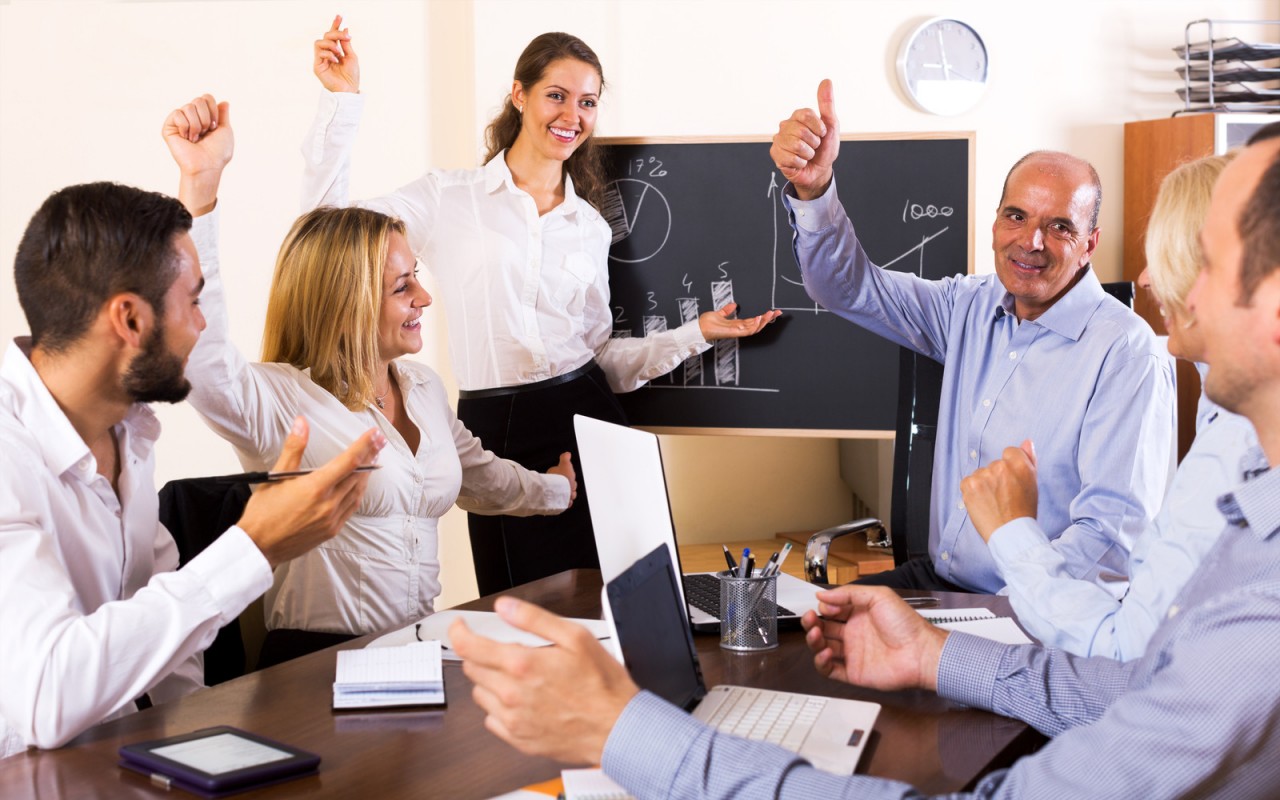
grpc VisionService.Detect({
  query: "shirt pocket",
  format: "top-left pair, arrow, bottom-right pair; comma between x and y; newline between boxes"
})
552,252 -> 596,318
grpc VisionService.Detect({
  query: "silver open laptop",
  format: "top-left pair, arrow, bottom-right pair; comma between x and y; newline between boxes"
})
574,414 -> 824,632
603,542 -> 880,774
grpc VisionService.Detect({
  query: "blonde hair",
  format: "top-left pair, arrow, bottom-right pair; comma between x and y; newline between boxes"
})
1144,154 -> 1232,318
262,207 -> 405,410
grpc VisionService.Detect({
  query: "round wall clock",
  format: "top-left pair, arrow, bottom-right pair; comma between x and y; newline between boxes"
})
896,18 -> 989,116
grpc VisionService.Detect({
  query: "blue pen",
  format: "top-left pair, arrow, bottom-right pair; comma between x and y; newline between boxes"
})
740,548 -> 751,578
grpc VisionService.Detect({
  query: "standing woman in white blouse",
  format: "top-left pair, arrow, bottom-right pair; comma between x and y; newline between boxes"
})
304,19 -> 780,594
166,94 -> 576,667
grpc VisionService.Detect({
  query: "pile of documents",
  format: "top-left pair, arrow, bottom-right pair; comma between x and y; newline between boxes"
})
332,641 -> 445,709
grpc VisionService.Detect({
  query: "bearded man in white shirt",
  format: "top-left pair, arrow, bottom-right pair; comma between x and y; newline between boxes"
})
0,180 -> 387,757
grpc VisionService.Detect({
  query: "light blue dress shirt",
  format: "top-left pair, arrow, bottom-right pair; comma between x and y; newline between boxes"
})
990,401 -> 1257,659
602,454 -> 1280,799
783,180 -> 1174,593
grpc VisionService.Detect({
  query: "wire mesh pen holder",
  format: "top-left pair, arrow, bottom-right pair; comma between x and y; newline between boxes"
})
718,570 -> 779,652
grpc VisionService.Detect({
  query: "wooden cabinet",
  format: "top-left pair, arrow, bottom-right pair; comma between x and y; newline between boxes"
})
1123,114 -> 1274,459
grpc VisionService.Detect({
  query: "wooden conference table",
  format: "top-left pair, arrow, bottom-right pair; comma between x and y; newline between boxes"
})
0,571 -> 1045,799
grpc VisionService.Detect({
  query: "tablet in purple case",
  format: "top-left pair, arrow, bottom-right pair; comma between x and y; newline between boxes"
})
119,726 -> 319,798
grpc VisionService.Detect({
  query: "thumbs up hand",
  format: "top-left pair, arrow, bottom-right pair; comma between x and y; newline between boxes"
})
769,79 -> 841,200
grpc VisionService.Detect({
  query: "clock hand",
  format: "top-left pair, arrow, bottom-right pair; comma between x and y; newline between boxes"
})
936,29 -> 952,79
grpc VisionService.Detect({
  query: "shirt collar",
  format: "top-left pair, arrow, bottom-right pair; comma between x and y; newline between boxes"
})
1217,447 -> 1280,542
390,358 -> 432,387
0,339 -> 160,479
483,150 -> 581,215
992,266 -> 1106,341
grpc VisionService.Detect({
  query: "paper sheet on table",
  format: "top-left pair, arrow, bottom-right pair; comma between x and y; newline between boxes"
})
368,609 -> 611,660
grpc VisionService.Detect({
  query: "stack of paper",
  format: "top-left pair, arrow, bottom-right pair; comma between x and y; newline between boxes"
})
332,641 -> 445,709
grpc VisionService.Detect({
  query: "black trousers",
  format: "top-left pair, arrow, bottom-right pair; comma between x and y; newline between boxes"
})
257,629 -> 358,670
457,365 -> 627,596
851,555 -> 974,593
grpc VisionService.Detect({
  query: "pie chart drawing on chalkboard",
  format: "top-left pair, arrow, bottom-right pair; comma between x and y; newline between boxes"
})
608,178 -> 672,264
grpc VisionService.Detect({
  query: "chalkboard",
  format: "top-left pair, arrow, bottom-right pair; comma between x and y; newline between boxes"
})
600,135 -> 974,435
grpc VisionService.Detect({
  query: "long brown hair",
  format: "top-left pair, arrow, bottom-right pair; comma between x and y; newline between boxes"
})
262,207 -> 405,410
482,32 -> 609,211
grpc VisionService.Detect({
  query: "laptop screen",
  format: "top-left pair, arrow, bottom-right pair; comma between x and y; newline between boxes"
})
605,544 -> 706,713
574,415 -> 690,599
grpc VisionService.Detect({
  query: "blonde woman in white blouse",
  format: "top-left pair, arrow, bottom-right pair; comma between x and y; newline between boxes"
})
167,93 -> 576,667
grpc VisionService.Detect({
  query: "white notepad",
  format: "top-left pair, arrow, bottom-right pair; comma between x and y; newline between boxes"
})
918,608 -> 1034,645
333,641 -> 445,709
561,768 -> 633,800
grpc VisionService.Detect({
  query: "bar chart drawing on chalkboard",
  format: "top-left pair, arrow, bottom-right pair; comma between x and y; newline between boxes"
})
600,135 -> 973,432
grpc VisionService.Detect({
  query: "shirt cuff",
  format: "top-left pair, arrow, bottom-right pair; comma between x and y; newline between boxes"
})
602,691 -> 709,798
304,90 -> 365,162
321,87 -> 365,119
782,177 -> 845,233
935,631 -> 1012,712
188,206 -> 219,257
987,517 -> 1051,568
536,472 -> 572,513
180,526 -> 273,627
673,317 -> 710,351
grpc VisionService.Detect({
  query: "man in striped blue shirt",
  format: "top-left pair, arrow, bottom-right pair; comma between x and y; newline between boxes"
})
452,126 -> 1280,799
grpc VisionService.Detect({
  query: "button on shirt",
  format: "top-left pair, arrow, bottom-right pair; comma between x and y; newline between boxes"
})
603,453 -> 1280,798
185,211 -> 570,636
301,91 -> 708,393
0,342 -> 272,758
783,180 -> 1174,593
988,403 -> 1257,660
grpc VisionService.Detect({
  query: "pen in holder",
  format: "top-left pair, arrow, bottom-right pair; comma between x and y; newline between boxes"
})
718,569 -> 779,652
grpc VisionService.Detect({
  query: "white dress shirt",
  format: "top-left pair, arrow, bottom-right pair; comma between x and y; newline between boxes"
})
184,211 -> 570,636
301,90 -> 709,393
0,341 -> 272,758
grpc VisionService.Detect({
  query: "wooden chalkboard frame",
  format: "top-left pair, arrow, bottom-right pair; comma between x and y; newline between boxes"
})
598,132 -> 976,438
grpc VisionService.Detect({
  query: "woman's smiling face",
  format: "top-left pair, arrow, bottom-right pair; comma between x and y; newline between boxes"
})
512,57 -> 601,163
377,231 -> 431,363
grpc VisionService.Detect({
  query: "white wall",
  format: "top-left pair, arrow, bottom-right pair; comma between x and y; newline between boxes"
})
2,0 -> 1276,608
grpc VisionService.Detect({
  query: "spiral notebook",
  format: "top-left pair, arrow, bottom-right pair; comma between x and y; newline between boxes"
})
561,768 -> 632,800
332,641 -> 445,709
917,608 -> 1034,645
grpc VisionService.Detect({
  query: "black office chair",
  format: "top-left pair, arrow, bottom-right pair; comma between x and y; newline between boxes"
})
158,477 -> 252,685
1102,280 -> 1135,309
804,280 -> 1138,583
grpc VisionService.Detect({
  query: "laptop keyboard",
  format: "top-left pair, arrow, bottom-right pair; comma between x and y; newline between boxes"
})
683,573 -> 797,618
703,688 -> 828,751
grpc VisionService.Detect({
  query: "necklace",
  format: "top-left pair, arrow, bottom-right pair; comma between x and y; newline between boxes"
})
374,383 -> 390,410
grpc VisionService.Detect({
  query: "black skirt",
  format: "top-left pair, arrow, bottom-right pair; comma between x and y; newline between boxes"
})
457,362 -> 626,595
